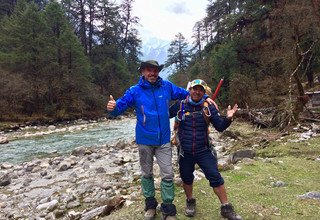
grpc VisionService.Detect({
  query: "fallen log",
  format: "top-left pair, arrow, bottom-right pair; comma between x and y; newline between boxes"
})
235,109 -> 269,128
299,117 -> 320,122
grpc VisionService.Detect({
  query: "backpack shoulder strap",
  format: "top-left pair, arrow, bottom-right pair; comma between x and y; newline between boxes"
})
177,98 -> 187,121
202,101 -> 211,125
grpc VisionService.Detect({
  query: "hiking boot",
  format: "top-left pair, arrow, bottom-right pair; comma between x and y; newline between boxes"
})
144,209 -> 156,220
160,203 -> 177,220
185,198 -> 196,217
162,215 -> 176,220
221,203 -> 242,220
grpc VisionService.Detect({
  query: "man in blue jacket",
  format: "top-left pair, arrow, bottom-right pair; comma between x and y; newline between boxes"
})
169,79 -> 242,220
107,60 -> 215,220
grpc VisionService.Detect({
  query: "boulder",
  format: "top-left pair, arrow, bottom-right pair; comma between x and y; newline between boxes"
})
1,163 -> 13,169
66,201 -> 81,209
40,170 -> 48,177
298,191 -> 320,200
96,167 -> 106,173
80,205 -> 107,220
36,199 -> 59,211
71,147 -> 86,157
68,210 -> 81,220
48,125 -> 56,130
229,149 -> 256,164
0,202 -> 7,208
79,196 -> 126,220
22,178 -> 32,187
116,140 -> 127,149
0,136 -> 9,144
0,173 -> 11,186
54,209 -> 66,218
57,162 -> 71,171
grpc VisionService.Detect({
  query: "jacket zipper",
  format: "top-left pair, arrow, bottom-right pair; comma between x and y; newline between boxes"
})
152,88 -> 161,145
192,106 -> 196,155
141,105 -> 146,126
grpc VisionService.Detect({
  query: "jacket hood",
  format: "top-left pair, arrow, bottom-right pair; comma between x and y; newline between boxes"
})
138,76 -> 163,89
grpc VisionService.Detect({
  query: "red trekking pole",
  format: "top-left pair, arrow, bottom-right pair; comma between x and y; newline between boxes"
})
212,78 -> 224,100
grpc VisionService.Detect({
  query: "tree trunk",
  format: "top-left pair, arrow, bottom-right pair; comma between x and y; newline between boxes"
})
79,0 -> 87,54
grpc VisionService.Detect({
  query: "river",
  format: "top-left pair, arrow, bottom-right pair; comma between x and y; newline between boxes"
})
0,117 -> 137,164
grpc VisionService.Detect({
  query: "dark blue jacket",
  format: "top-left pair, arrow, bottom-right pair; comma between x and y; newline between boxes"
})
109,76 -> 189,146
169,98 -> 231,154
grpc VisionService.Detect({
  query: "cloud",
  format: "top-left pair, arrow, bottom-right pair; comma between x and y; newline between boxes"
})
166,2 -> 191,15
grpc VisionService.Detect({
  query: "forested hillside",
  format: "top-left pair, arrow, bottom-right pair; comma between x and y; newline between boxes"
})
0,0 -> 141,121
167,0 -> 320,112
1,0 -> 320,125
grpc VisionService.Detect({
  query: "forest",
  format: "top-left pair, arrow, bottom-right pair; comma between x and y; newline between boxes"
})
0,0 -> 141,121
1,0 -> 320,125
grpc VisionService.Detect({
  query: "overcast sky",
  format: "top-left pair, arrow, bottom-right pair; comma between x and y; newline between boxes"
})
131,0 -> 209,43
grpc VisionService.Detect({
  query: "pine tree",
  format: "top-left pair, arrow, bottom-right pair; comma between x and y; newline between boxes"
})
166,33 -> 191,74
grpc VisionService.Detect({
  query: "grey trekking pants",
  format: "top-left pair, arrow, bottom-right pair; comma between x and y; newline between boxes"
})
138,143 -> 175,203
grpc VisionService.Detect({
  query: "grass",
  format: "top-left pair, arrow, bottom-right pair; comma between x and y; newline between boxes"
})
102,121 -> 320,220
104,156 -> 320,220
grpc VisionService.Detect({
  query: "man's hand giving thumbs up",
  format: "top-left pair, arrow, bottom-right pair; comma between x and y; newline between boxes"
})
107,95 -> 116,111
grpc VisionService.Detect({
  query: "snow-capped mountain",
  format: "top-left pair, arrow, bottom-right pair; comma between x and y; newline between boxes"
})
140,37 -> 172,79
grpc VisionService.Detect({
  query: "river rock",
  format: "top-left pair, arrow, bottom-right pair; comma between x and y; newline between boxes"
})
298,191 -> 320,200
311,123 -> 320,132
83,197 -> 94,203
40,170 -> 48,177
0,173 -> 11,186
218,162 -> 234,171
92,153 -> 102,159
57,162 -> 71,171
45,175 -> 53,179
272,181 -> 286,187
0,202 -> 7,208
64,194 -> 77,203
116,140 -> 127,149
0,136 -> 9,144
67,200 -> 81,209
54,209 -> 66,218
80,205 -> 107,220
36,199 -> 59,211
96,167 -> 106,173
1,162 -> 13,169
48,125 -> 56,130
229,149 -> 256,164
71,147 -> 86,156
40,161 -> 50,169
68,156 -> 78,165
300,130 -> 314,140
25,165 -> 34,172
68,210 -> 81,220
23,178 -> 32,187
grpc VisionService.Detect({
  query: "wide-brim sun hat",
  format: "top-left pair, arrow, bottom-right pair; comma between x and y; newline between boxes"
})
138,60 -> 164,72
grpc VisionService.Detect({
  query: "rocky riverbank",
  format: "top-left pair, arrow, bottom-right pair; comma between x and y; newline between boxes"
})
0,123 -> 235,220
0,139 -> 141,219
1,120 -> 319,219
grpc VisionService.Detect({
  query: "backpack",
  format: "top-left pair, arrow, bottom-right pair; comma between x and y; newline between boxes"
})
171,98 -> 211,145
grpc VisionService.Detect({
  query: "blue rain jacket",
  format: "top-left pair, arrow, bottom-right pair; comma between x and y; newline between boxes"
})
109,76 -> 189,146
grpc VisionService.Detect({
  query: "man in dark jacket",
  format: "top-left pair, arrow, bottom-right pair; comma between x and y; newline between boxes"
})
107,61 -> 215,220
169,79 -> 242,220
